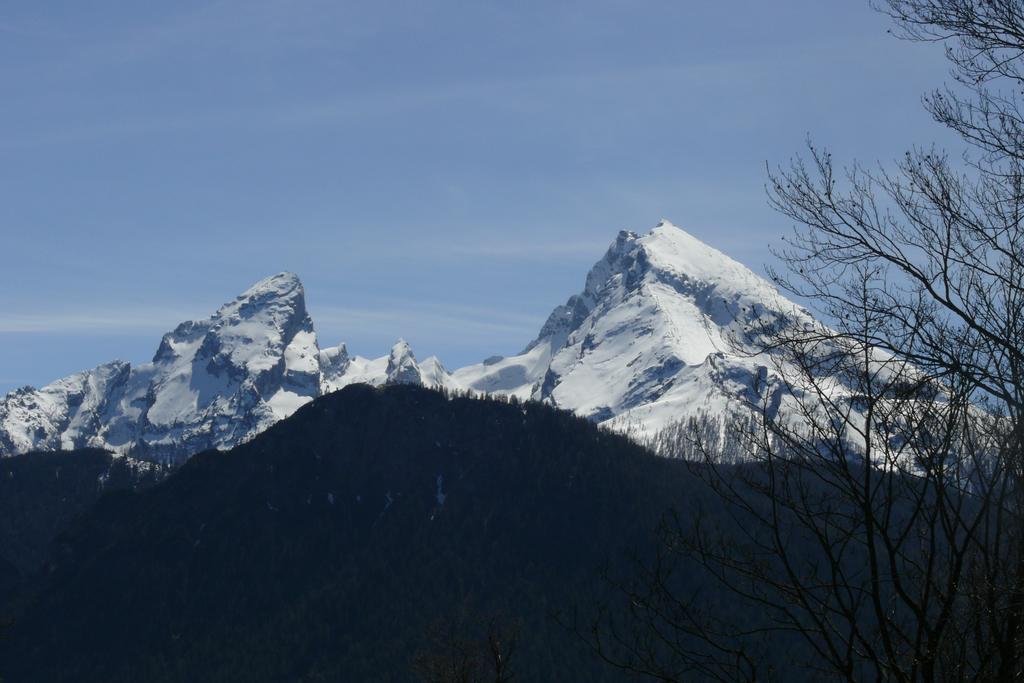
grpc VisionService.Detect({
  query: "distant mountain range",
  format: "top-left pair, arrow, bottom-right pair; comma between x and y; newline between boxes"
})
0,220 -> 808,462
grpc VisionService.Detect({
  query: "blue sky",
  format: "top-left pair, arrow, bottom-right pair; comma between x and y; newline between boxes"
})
0,1 -> 956,393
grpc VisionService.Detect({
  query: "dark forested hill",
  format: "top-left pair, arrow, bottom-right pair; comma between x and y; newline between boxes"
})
0,448 -> 159,605
0,384 -> 718,682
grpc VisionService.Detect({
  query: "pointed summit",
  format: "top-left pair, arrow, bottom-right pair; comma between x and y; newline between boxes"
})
318,343 -> 351,391
142,272 -> 321,452
240,271 -> 302,296
386,339 -> 422,385
637,220 -> 772,296
203,272 -> 314,375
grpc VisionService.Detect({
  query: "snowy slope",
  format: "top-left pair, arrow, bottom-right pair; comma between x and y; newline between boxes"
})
449,343 -> 553,400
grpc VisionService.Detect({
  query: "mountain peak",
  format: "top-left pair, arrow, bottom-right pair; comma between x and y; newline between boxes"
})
390,338 -> 412,354
386,339 -> 421,385
516,219 -> 801,434
199,273 -> 315,378
219,271 -> 304,315
635,220 -> 774,297
0,272 -> 323,462
646,218 -> 714,249
250,271 -> 302,291
644,218 -> 726,258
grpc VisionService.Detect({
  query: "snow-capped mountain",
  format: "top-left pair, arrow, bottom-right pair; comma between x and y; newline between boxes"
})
453,220 -> 804,437
0,273 -> 323,462
318,339 -> 453,392
0,220 -> 806,461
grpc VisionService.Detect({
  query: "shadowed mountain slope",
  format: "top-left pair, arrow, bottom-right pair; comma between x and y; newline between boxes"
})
1,384 -> 710,682
0,449 -> 159,604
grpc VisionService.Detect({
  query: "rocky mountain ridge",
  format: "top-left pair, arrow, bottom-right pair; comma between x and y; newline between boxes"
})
0,220 -> 806,462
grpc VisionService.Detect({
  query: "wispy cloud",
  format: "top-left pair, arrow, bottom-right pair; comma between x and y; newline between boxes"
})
0,308 -> 201,334
0,299 -> 546,347
0,53 -> 808,150
447,240 -> 608,259
0,19 -> 60,39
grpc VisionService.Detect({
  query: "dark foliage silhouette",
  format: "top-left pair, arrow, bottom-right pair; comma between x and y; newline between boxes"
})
0,384 -> 715,682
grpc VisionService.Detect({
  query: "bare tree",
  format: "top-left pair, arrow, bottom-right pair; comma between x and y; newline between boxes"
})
484,617 -> 518,683
413,611 -> 518,683
586,1 -> 1024,681
413,617 -> 480,683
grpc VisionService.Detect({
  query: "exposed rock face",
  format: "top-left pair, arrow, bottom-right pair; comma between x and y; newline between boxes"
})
384,339 -> 422,385
316,343 -> 351,392
1,273 -> 323,463
0,361 -> 132,455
